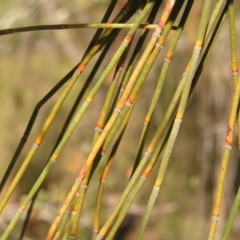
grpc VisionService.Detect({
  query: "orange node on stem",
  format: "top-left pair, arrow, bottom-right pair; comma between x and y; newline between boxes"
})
175,115 -> 183,122
195,41 -> 203,48
85,97 -> 92,104
144,118 -> 150,125
146,148 -> 153,155
232,69 -> 238,74
78,164 -> 88,180
69,233 -> 76,238
76,64 -> 85,74
154,182 -> 161,188
34,140 -> 40,147
124,33 -> 134,45
19,205 -> 26,212
50,155 -> 57,162
95,123 -> 103,130
142,168 -> 152,179
165,53 -> 173,62
106,23 -> 112,29
225,126 -> 233,144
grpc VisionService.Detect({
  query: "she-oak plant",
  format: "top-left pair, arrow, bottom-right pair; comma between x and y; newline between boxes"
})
0,0 -> 239,239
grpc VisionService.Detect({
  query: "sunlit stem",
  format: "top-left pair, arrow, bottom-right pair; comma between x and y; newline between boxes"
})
106,128 -> 168,240
91,2 -> 163,232
0,23 -> 174,36
95,0 -> 178,238
0,2 -> 136,239
92,44 -> 130,147
45,3 -> 155,239
209,0 -> 240,238
134,0 -> 212,239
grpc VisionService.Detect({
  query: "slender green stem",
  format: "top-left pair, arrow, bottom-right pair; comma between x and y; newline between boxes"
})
0,1 -> 138,238
135,0 -> 212,239
222,186 -> 240,240
209,0 -> 239,238
0,23 -> 172,36
45,3 -> 155,239
91,1 -> 163,232
95,1 -> 178,238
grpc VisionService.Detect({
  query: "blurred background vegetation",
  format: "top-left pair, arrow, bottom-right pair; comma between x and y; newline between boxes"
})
0,1 -> 240,239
